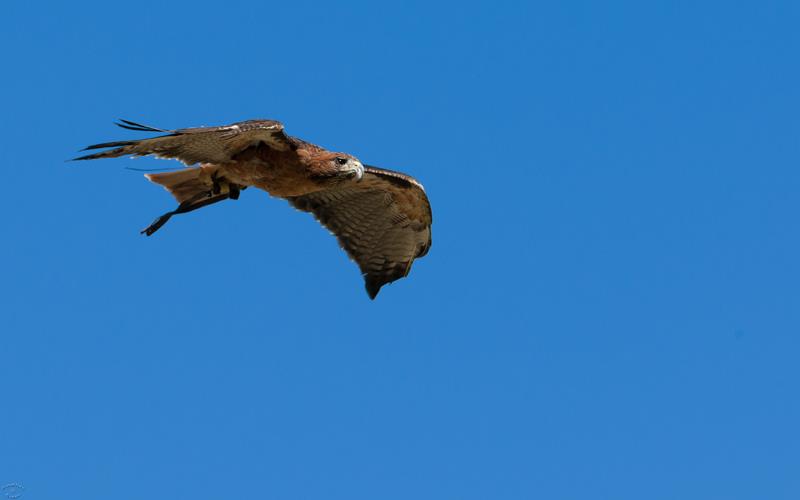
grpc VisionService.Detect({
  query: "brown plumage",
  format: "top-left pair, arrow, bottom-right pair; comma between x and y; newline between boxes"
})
74,119 -> 432,299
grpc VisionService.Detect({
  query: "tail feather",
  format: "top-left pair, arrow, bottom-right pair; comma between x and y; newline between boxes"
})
145,166 -> 218,204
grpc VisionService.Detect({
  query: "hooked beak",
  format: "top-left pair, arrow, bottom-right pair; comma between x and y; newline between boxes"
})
352,161 -> 364,181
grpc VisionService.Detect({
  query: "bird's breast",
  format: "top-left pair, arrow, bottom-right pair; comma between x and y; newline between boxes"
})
220,159 -> 324,198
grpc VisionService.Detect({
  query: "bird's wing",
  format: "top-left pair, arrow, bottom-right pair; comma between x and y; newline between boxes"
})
287,166 -> 432,299
73,119 -> 294,165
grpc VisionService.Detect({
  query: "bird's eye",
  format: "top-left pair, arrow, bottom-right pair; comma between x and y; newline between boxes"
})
335,157 -> 348,166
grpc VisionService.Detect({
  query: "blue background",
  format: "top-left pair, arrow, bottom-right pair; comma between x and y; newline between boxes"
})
2,1 -> 799,499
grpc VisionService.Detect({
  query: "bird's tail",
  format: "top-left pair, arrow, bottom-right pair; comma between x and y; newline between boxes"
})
145,166 -> 218,204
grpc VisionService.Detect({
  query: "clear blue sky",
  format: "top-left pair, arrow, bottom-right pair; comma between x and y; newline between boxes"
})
1,1 -> 799,499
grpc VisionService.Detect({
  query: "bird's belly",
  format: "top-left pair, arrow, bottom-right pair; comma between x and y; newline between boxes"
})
220,161 -> 320,198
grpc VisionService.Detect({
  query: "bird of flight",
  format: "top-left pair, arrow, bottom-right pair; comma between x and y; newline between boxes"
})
74,119 -> 432,299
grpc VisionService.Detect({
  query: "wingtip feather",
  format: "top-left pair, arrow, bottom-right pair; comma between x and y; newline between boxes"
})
80,140 -> 136,151
365,279 -> 382,300
71,152 -> 103,161
114,119 -> 169,132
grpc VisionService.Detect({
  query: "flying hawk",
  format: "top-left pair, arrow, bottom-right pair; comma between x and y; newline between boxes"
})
74,119 -> 432,299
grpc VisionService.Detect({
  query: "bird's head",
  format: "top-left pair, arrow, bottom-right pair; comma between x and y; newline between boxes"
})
327,153 -> 364,181
305,151 -> 364,185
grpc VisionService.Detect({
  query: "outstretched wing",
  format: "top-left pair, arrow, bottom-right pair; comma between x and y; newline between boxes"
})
73,119 -> 293,165
287,166 -> 432,299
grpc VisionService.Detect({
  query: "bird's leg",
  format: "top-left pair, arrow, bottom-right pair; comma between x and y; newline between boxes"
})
228,183 -> 241,200
211,171 -> 222,195
211,171 -> 243,200
140,190 -> 230,236
140,173 -> 249,236
211,172 -> 247,200
140,211 -> 176,237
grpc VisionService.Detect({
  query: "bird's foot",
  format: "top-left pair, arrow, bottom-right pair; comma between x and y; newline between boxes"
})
141,212 -> 174,236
